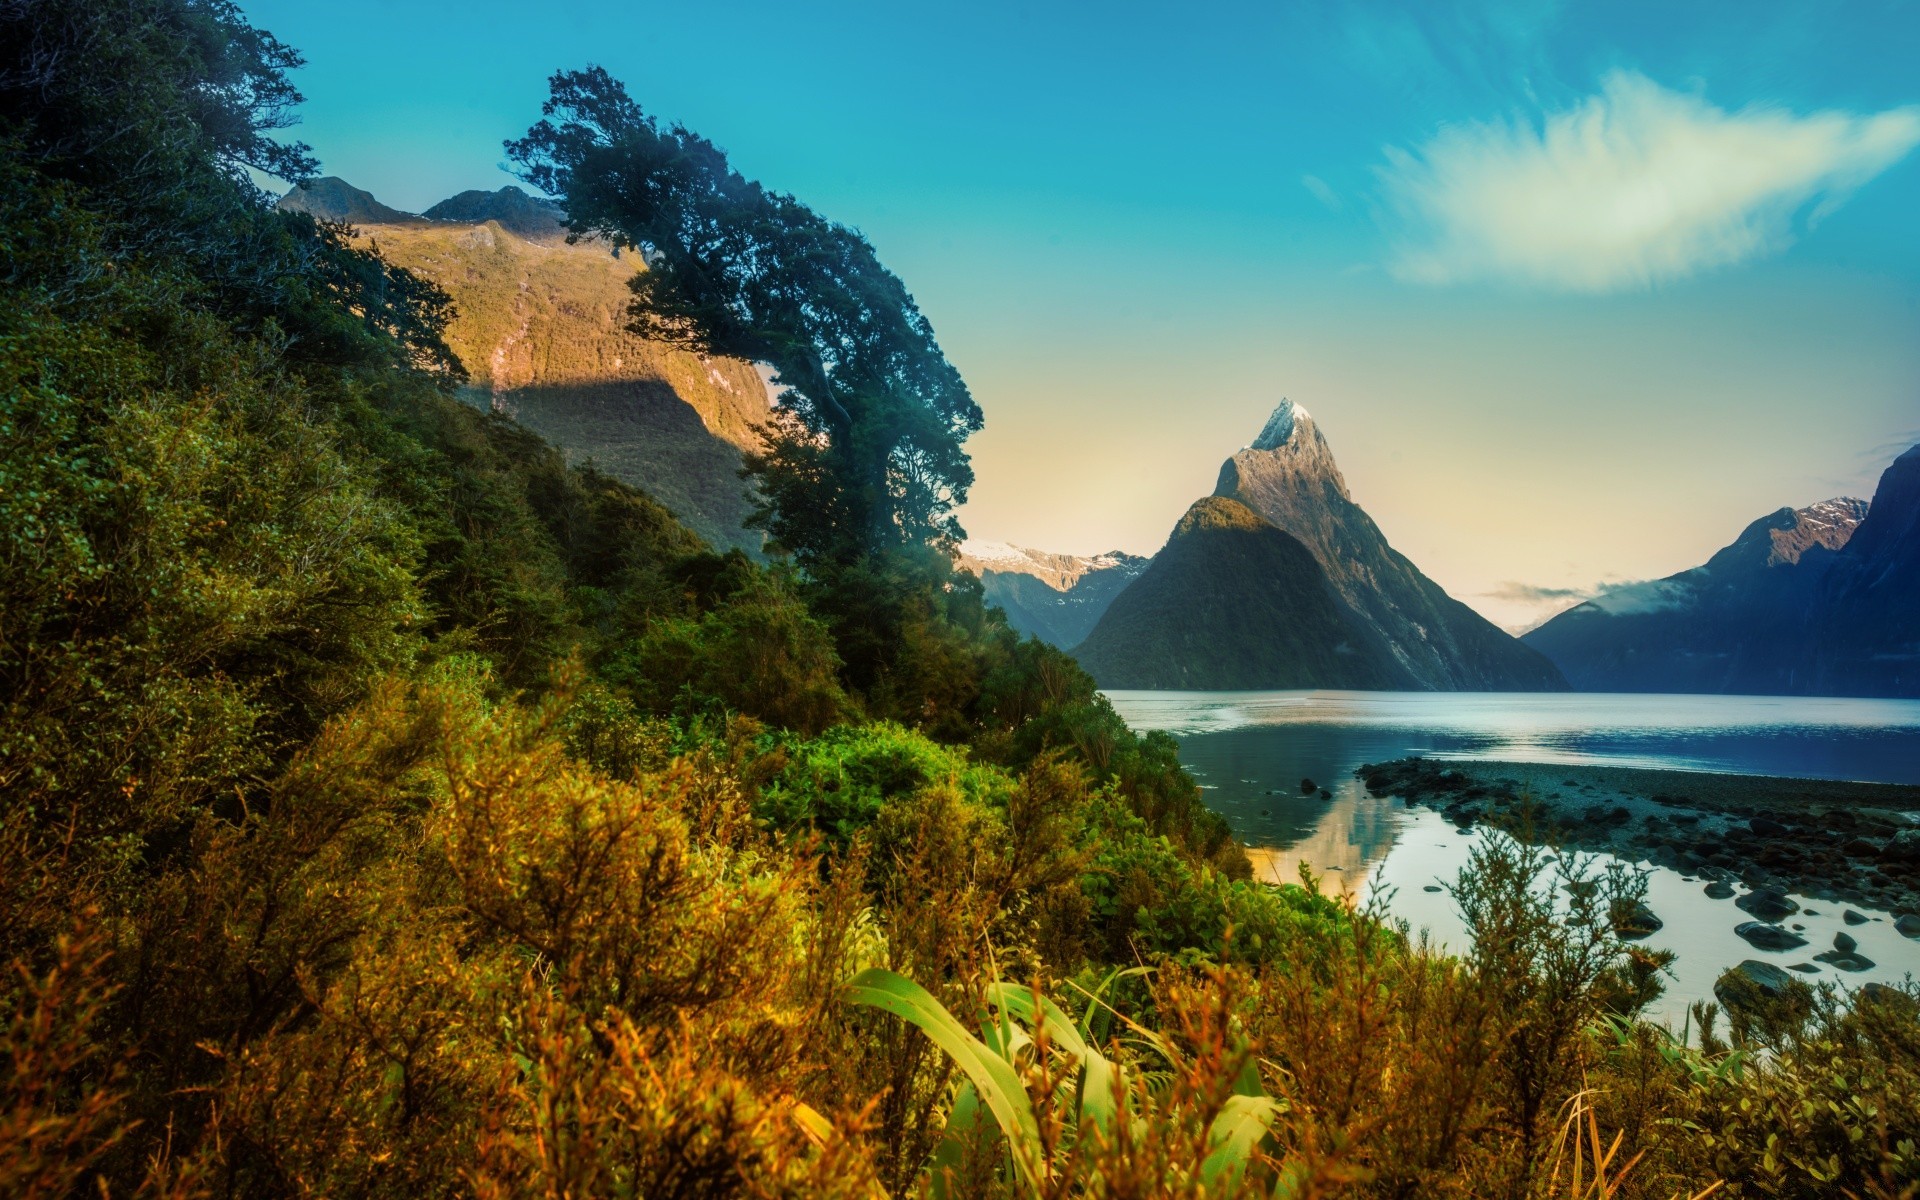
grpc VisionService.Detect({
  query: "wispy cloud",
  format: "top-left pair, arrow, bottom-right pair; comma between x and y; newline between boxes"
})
1485,574 -> 1698,633
1301,174 -> 1342,211
1379,71 -> 1920,291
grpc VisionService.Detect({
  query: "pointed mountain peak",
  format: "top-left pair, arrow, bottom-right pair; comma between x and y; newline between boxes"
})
1251,398 -> 1313,451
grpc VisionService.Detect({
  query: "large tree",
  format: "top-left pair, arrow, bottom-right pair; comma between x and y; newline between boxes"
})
507,67 -> 982,569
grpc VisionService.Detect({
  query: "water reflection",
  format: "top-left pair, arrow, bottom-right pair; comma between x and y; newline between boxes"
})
1244,785 -> 1402,896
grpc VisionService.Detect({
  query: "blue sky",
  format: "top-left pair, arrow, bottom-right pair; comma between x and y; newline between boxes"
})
243,0 -> 1920,628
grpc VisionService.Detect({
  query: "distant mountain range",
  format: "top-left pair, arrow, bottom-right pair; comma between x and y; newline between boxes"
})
1525,445 -> 1920,696
1073,401 -> 1566,691
276,178 -> 770,551
958,543 -> 1146,648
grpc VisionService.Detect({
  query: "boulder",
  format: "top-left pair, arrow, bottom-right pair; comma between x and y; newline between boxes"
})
1299,777 -> 1317,795
1704,880 -> 1736,900
1897,914 -> 1920,937
1813,949 -> 1875,972
1735,888 -> 1799,922
1610,900 -> 1663,940
1787,962 -> 1821,973
1835,931 -> 1858,953
1714,960 -> 1799,1015
1843,909 -> 1869,925
1735,921 -> 1808,951
1750,816 -> 1790,838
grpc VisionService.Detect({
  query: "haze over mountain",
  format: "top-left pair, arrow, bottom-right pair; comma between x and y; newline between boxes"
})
1526,446 -> 1920,696
276,179 -> 771,551
1074,402 -> 1565,691
958,543 -> 1146,648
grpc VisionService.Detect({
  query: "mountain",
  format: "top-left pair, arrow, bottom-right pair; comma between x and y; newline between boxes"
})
1071,498 -> 1411,690
959,542 -> 1147,648
1524,446 -> 1918,697
424,186 -> 568,239
277,180 -> 770,551
276,176 -> 422,224
1815,447 -> 1920,695
1209,400 -> 1566,690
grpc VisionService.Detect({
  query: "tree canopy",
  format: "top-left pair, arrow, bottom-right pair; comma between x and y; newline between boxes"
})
507,67 -> 982,568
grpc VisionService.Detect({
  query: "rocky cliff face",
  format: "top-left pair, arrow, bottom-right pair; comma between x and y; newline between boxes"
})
1213,400 -> 1566,690
1073,497 -> 1412,690
279,180 -> 771,551
958,543 -> 1147,648
1523,460 -> 1918,697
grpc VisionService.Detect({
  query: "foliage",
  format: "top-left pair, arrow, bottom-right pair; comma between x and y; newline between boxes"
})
4,4 -> 1919,1198
508,66 -> 983,565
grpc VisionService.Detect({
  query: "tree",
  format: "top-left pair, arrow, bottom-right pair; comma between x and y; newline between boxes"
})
507,67 -> 982,569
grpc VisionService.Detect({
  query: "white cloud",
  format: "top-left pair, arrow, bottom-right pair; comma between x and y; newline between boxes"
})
1379,72 -> 1920,291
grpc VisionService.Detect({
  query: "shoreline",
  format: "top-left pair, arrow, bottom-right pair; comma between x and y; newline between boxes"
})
1354,758 -> 1920,918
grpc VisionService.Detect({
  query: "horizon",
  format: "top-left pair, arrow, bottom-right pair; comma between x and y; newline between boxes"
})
243,0 -> 1920,631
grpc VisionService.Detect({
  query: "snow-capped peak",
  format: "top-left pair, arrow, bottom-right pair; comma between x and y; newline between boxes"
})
1250,398 -> 1312,451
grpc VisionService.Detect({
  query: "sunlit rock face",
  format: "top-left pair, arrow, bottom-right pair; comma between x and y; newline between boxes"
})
1214,400 -> 1567,691
277,178 -> 773,553
1526,448 -> 1919,698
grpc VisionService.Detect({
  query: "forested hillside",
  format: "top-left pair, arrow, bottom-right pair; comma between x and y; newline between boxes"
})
2,3 -> 1915,1197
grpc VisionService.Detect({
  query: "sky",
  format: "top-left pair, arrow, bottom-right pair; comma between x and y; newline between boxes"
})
242,0 -> 1920,631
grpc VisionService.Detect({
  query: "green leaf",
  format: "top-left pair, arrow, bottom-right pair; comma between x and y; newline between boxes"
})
1201,1093 -> 1285,1189
847,968 -> 1045,1189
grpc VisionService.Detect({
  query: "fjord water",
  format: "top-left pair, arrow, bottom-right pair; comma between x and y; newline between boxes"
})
1105,690 -> 1920,1025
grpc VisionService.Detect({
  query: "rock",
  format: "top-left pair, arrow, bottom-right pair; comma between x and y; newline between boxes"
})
1862,983 -> 1917,1012
1299,778 -> 1317,794
1884,830 -> 1920,862
1814,949 -> 1875,972
1897,914 -> 1920,937
1787,962 -> 1821,973
1318,788 -> 1331,799
1835,931 -> 1858,953
1565,879 -> 1600,900
1844,909 -> 1869,925
1750,816 -> 1790,838
1735,921 -> 1809,951
1611,900 -> 1662,939
1843,837 -> 1879,856
1422,885 -> 1444,893
1715,960 -> 1799,1013
1704,880 -> 1736,900
1735,888 -> 1799,922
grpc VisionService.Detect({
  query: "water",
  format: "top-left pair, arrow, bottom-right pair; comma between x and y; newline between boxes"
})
1105,690 -> 1920,1027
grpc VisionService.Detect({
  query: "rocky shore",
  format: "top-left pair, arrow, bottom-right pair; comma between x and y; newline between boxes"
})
1355,758 -> 1920,920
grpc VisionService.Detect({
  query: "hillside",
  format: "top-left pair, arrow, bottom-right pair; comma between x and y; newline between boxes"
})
277,181 -> 772,551
1072,497 -> 1411,689
1526,448 -> 1918,696
1214,400 -> 1566,690
958,542 -> 1147,647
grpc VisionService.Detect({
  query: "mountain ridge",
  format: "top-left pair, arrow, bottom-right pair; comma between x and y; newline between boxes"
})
959,542 -> 1148,648
1524,456 -> 1918,697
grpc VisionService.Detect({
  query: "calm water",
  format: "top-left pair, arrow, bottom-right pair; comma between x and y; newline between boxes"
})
1105,690 -> 1920,1026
